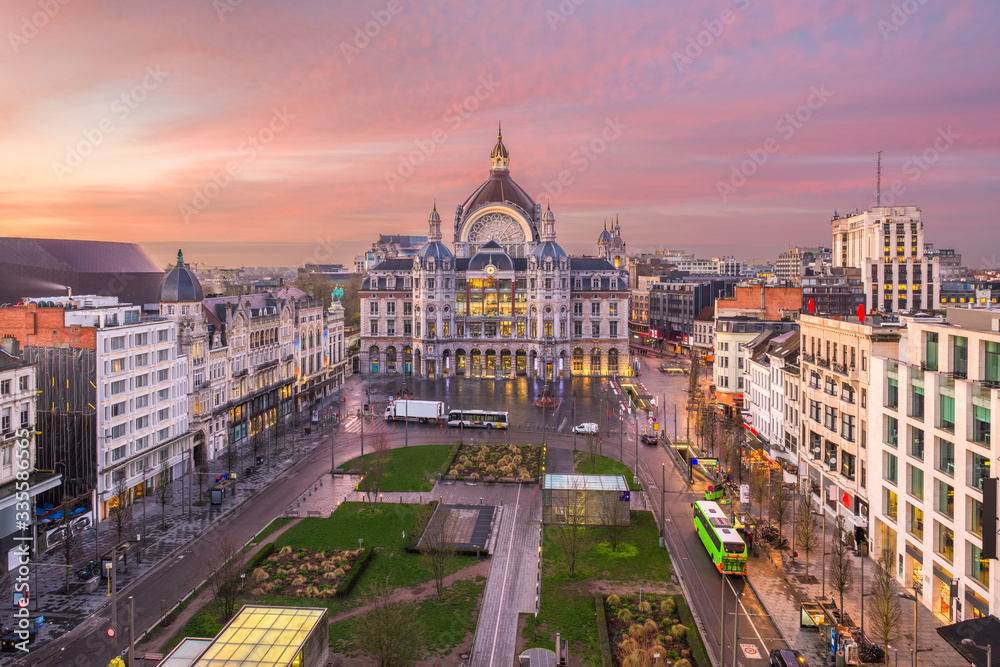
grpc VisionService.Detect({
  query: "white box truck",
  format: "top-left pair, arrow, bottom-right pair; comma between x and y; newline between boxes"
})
384,399 -> 444,423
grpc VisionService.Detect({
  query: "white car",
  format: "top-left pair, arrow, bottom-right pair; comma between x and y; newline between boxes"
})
572,422 -> 598,434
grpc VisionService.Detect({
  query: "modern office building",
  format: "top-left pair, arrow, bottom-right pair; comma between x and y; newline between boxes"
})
870,308 -> 999,620
776,246 -> 831,284
801,267 -> 865,315
359,130 -> 630,379
831,205 -> 941,312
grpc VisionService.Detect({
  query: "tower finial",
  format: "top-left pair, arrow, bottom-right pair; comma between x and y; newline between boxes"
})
498,121 -> 502,139
177,249 -> 184,265
433,199 -> 437,212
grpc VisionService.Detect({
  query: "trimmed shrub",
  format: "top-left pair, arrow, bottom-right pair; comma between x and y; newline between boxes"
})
334,546 -> 374,597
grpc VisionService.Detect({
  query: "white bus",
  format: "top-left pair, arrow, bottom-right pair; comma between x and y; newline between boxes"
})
446,410 -> 509,429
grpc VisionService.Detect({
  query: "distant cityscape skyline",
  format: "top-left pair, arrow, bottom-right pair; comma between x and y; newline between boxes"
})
3,1 -> 998,269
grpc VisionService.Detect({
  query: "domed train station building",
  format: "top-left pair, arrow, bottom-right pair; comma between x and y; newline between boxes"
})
360,129 -> 630,380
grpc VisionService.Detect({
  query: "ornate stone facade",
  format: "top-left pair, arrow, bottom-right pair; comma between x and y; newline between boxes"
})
360,130 -> 630,380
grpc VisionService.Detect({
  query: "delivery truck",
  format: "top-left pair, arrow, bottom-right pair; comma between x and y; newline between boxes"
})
384,399 -> 445,423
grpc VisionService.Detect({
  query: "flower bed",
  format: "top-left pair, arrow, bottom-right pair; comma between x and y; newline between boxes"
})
248,546 -> 364,599
447,444 -> 541,481
604,593 -> 697,666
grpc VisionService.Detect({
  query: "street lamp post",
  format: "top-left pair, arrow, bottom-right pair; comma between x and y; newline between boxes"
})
899,590 -> 919,667
961,639 -> 992,667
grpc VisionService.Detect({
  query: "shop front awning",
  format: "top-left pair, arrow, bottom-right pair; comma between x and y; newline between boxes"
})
936,615 -> 1000,666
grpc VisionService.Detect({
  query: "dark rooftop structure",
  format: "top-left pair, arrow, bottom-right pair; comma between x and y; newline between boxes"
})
0,237 -> 164,306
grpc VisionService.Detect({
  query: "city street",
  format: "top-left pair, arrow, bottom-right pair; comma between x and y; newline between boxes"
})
15,360 -> 790,667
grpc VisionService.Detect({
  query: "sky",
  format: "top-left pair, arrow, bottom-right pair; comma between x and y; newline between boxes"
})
2,0 -> 999,270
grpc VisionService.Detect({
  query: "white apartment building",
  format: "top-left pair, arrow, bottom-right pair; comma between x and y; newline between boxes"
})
799,314 -> 903,534
714,317 -> 797,415
781,338 -> 802,457
831,205 -> 941,312
88,304 -> 190,520
743,330 -> 798,462
870,308 -> 999,621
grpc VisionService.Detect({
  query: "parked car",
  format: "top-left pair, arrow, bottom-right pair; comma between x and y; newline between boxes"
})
571,422 -> 598,434
640,434 -> 659,446
769,649 -> 807,667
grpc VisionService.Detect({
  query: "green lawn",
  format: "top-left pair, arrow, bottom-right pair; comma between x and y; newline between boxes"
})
329,577 -> 486,657
342,444 -> 457,491
251,517 -> 296,544
160,601 -> 226,654
524,510 -> 673,664
573,452 -> 642,490
273,501 -> 477,600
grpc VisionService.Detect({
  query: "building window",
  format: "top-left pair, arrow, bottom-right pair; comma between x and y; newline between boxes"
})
135,415 -> 149,430
924,331 -> 938,371
908,464 -> 924,500
370,301 -> 379,315
111,423 -> 127,439
910,426 -> 924,459
386,301 -> 396,315
936,437 -> 954,477
111,401 -> 126,417
158,388 -> 169,402
110,336 -> 126,351
610,322 -> 618,337
969,543 -> 990,588
886,415 -> 898,446
19,403 -> 29,426
370,321 -> 379,336
591,322 -> 600,337
908,504 -> 924,540
883,452 -> 898,484
111,379 -> 126,395
591,302 -> 601,317
157,329 -> 169,343
158,407 -> 170,422
824,405 -> 838,431
809,400 -> 821,422
157,369 -> 169,382
158,427 -> 170,442
840,413 -> 856,442
0,409 -> 9,432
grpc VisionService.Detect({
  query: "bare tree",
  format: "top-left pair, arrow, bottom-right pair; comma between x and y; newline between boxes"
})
360,432 -> 391,511
196,454 -> 208,505
225,434 -> 237,476
796,500 -> 818,579
770,479 -> 790,544
207,532 -> 243,621
584,430 -> 602,473
61,501 -> 80,593
419,506 -> 456,596
719,426 -> 732,481
552,479 -> 592,577
829,516 -> 854,616
596,490 -> 629,552
110,471 -> 132,542
157,461 -> 172,530
869,549 -> 901,665
354,576 -> 424,667
750,466 -> 768,521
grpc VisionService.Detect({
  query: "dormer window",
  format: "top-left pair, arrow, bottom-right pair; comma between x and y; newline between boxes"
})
591,277 -> 600,290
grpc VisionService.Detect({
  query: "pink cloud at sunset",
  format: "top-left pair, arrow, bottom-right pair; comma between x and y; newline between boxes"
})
1,0 -> 998,268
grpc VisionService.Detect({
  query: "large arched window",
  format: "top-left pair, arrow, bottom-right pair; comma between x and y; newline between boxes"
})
572,348 -> 584,374
369,345 -> 380,373
590,348 -> 602,375
608,348 -> 619,373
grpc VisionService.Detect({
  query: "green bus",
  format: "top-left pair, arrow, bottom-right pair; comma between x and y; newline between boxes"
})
693,500 -> 747,575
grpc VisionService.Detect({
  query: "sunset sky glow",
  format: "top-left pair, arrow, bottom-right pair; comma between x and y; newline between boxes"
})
3,0 -> 999,268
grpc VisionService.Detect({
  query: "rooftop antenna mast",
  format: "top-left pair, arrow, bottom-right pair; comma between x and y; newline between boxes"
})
876,150 -> 883,207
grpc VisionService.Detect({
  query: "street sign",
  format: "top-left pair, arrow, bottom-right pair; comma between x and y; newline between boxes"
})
740,643 -> 761,659
106,627 -> 116,638
690,458 -> 698,466
619,491 -> 631,502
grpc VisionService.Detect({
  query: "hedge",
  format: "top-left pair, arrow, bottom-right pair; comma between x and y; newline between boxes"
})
334,547 -> 374,598
245,543 -> 275,572
594,593 -> 612,667
675,594 -> 710,667
404,502 -> 438,553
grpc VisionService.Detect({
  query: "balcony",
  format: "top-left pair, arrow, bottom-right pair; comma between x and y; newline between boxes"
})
283,353 -> 294,362
234,369 -> 248,378
816,357 -> 831,369
257,359 -> 279,372
802,352 -> 815,363
833,362 -> 847,376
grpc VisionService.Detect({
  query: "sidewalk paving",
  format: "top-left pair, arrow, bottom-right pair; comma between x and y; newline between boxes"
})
749,510 -> 961,666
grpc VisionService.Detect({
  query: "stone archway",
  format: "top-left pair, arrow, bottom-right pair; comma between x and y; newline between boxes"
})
608,348 -> 619,375
442,349 -> 451,377
500,349 -> 512,379
414,349 -> 422,377
590,348 -> 602,376
515,349 -> 527,376
572,347 -> 584,375
455,348 -> 467,375
470,348 -> 482,378
369,345 -> 380,374
386,346 -> 397,373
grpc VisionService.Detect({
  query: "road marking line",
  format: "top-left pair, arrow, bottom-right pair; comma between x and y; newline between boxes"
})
488,482 -> 522,667
726,575 -> 769,653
